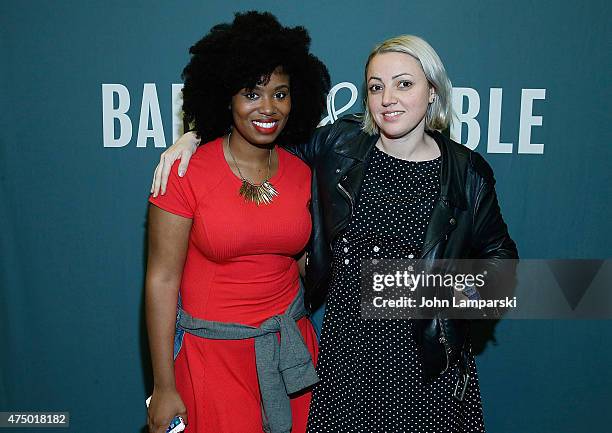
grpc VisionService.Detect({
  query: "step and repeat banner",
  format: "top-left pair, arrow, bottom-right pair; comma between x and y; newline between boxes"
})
1,1 -> 610,432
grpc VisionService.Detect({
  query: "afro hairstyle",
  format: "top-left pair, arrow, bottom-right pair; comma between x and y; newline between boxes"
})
181,11 -> 331,146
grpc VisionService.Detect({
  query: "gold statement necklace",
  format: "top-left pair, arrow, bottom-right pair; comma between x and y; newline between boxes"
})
226,133 -> 279,205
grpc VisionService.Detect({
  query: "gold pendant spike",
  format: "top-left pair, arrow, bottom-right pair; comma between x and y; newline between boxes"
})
238,179 -> 279,205
226,132 -> 279,205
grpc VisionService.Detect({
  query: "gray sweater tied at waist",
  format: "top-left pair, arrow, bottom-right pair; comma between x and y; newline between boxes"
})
176,283 -> 318,433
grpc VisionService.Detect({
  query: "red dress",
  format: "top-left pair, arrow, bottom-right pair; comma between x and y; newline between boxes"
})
149,137 -> 318,433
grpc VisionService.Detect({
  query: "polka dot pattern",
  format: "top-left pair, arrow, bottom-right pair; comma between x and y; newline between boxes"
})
307,147 -> 485,432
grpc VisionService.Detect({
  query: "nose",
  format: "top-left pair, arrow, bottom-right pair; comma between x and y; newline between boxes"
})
259,96 -> 277,116
381,87 -> 396,107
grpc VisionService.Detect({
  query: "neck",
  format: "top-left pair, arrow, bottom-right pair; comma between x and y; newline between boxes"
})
377,120 -> 439,161
228,130 -> 273,165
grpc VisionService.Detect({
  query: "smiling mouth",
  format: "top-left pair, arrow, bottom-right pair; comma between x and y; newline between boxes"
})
252,120 -> 280,134
382,111 -> 403,119
253,120 -> 278,128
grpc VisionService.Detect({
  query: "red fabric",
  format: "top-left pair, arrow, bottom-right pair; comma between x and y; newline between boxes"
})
149,137 -> 317,433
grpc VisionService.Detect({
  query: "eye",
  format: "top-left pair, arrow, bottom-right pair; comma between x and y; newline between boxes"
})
243,92 -> 259,100
274,91 -> 288,99
398,80 -> 413,89
368,84 -> 383,93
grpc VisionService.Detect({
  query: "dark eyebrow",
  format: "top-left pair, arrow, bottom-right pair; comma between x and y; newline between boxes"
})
253,83 -> 290,90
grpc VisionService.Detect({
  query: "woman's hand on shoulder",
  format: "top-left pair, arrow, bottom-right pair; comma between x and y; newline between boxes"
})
147,387 -> 188,433
151,131 -> 201,197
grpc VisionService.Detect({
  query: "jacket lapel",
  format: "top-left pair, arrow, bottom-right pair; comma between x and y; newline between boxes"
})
430,131 -> 467,210
421,131 -> 469,257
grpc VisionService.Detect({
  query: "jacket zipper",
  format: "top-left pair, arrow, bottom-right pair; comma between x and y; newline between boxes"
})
329,181 -> 355,251
330,182 -> 355,250
337,182 -> 354,217
429,198 -> 453,375
437,320 -> 451,374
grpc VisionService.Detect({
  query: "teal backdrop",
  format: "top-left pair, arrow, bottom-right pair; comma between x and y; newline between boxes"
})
1,1 -> 611,432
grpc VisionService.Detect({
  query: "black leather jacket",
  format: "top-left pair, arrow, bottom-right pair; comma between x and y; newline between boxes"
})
289,115 -> 518,382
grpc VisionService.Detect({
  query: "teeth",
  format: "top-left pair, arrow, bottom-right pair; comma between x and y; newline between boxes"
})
383,111 -> 402,117
253,121 -> 277,128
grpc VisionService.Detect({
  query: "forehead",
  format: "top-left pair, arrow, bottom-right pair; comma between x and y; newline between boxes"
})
254,67 -> 290,88
367,52 -> 424,78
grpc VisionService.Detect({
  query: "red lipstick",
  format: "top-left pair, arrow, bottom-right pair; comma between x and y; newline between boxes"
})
252,120 -> 279,134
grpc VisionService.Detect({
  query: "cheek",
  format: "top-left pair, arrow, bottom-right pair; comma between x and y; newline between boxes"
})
415,88 -> 432,108
281,96 -> 292,116
232,105 -> 251,123
282,98 -> 292,116
366,96 -> 378,114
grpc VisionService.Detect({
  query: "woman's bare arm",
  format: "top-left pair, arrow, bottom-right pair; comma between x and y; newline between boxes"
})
145,204 -> 192,432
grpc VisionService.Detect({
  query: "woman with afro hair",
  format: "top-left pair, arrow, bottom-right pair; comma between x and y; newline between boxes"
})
146,11 -> 330,433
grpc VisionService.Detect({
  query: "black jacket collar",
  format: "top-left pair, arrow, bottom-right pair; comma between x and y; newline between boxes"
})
332,126 -> 467,210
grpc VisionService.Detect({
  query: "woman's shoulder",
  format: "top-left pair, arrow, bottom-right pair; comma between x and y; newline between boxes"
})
181,137 -> 226,174
170,137 -> 227,193
191,136 -> 223,161
431,131 -> 495,183
327,114 -> 367,143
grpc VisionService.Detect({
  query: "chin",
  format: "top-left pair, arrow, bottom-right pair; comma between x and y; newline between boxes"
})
379,122 -> 421,139
250,133 -> 282,146
379,127 -> 408,139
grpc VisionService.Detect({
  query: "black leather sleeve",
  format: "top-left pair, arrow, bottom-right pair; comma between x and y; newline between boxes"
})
285,115 -> 364,165
469,153 -> 519,307
284,124 -> 334,166
470,153 -> 518,260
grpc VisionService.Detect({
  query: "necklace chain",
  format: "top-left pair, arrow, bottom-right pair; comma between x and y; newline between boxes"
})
227,132 -> 272,185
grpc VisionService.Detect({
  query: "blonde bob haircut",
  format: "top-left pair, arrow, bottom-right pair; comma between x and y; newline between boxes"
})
362,35 -> 453,134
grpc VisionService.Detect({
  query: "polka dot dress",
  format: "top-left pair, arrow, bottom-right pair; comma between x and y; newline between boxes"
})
307,146 -> 486,433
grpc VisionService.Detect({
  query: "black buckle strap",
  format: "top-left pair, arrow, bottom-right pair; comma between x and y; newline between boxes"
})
453,342 -> 471,401
453,372 -> 470,401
